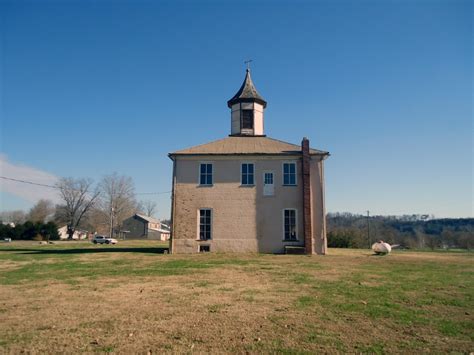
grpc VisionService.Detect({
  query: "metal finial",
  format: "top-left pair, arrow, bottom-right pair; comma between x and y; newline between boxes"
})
244,59 -> 253,71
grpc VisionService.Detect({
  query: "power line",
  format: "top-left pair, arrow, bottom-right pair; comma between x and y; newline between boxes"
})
0,175 -> 171,195
0,176 -> 58,189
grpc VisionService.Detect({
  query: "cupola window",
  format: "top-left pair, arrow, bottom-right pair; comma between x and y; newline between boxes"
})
241,110 -> 254,130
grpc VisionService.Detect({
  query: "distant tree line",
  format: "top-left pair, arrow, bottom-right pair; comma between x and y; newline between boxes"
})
327,213 -> 473,250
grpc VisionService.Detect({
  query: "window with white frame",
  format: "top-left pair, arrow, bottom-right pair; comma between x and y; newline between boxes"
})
283,209 -> 297,241
264,172 -> 273,185
199,209 -> 212,240
241,163 -> 254,185
283,162 -> 297,186
199,163 -> 213,185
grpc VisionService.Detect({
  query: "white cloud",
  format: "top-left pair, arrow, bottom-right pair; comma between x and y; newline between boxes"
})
0,154 -> 60,205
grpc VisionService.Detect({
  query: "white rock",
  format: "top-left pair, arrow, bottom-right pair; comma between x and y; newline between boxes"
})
372,241 -> 392,254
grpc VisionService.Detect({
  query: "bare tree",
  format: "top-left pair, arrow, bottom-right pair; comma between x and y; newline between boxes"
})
81,206 -> 109,235
0,210 -> 26,224
56,178 -> 100,239
97,173 -> 137,237
138,200 -> 157,217
28,199 -> 55,223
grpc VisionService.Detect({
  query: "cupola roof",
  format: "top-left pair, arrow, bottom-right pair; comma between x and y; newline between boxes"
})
227,69 -> 267,108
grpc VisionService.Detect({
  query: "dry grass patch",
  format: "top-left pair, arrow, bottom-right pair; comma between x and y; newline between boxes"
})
0,241 -> 472,353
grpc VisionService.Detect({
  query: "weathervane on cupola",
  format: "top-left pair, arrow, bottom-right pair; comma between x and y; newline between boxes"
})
227,60 -> 267,137
244,59 -> 253,70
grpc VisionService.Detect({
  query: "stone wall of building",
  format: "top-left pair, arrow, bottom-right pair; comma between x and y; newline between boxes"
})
171,155 -> 305,253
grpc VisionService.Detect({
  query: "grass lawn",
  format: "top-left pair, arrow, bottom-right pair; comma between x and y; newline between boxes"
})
0,241 -> 472,353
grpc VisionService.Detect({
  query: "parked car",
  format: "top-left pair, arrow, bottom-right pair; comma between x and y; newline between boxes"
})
92,235 -> 118,245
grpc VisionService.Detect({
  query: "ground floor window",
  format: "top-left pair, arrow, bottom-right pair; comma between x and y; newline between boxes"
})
284,209 -> 297,241
199,209 -> 212,240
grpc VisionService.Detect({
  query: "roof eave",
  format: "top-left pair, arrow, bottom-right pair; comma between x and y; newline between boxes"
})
168,152 -> 328,157
310,151 -> 330,156
227,97 -> 267,108
228,134 -> 267,137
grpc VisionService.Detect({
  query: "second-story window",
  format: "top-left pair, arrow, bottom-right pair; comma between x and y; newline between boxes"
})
283,162 -> 297,186
241,163 -> 254,186
200,163 -> 213,185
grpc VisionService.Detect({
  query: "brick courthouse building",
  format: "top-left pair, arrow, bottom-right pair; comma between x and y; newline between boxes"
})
168,69 -> 330,254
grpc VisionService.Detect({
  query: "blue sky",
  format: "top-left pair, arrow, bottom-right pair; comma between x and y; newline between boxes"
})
0,0 -> 472,219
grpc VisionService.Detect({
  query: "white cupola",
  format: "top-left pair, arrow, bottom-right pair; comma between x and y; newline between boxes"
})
227,69 -> 267,136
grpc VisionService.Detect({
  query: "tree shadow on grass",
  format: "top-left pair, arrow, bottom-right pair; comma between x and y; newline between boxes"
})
0,247 -> 169,255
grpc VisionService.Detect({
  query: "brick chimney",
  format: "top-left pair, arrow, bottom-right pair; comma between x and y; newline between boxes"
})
302,137 -> 313,254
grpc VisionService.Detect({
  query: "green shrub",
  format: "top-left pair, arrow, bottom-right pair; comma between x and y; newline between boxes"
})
0,221 -> 59,241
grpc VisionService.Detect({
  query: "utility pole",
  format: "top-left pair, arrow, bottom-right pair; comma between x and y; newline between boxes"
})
109,206 -> 114,239
366,210 -> 370,248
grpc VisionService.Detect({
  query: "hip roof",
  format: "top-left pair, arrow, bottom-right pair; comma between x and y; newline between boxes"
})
169,136 -> 329,157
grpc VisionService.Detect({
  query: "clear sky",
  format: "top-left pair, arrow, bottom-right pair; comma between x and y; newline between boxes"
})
0,0 -> 472,219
